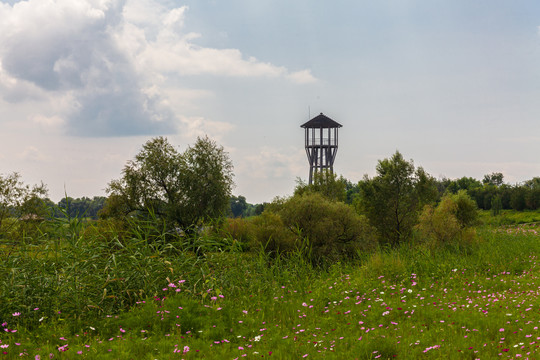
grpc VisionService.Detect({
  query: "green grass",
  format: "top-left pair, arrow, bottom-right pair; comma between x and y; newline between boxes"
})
479,208 -> 540,226
2,220 -> 540,359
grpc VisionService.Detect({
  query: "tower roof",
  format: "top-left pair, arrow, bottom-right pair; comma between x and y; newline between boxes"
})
300,113 -> 342,128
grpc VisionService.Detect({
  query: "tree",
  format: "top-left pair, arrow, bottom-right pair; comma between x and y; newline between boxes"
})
294,170 -> 347,202
0,172 -> 48,238
483,172 -> 504,186
491,195 -> 502,216
105,136 -> 234,229
510,186 -> 527,211
358,151 -> 438,245
230,195 -> 248,218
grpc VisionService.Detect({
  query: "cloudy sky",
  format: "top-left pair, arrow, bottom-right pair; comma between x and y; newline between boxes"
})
1,0 -> 540,203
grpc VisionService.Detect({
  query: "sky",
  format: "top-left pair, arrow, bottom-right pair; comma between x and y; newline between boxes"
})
1,0 -> 540,204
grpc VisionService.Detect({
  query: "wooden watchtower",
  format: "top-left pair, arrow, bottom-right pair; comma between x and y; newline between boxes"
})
301,113 -> 342,184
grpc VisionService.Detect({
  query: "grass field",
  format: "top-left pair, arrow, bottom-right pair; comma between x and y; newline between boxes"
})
1,217 -> 540,359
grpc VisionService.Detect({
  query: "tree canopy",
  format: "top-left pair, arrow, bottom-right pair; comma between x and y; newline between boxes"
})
358,151 -> 438,245
104,136 -> 234,229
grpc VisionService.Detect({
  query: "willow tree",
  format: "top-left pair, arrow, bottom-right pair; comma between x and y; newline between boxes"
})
105,136 -> 234,229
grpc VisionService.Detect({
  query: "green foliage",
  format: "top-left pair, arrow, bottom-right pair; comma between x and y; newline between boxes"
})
249,211 -> 298,255
0,172 -> 48,241
55,196 -> 106,219
439,176 -> 482,196
222,217 -> 255,245
483,172 -> 504,186
452,190 -> 479,227
278,192 -> 377,263
357,151 -> 438,245
491,195 -> 502,216
417,191 -> 478,245
229,195 -> 247,217
228,195 -> 264,218
294,170 -> 347,202
105,136 -> 234,230
4,222 -> 540,359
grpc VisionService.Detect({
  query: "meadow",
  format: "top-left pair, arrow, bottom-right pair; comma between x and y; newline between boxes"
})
1,215 -> 540,359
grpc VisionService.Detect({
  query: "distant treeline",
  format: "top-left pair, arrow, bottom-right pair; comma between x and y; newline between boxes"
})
44,196 -> 107,219
436,173 -> 540,212
353,172 -> 540,212
45,173 -> 540,220
42,195 -> 265,220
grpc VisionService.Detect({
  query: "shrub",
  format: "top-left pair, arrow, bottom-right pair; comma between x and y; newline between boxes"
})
417,191 -> 478,246
222,218 -> 254,245
452,190 -> 479,227
249,211 -> 298,255
278,193 -> 378,264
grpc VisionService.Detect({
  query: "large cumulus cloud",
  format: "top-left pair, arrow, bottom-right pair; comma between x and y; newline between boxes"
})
0,0 -> 316,137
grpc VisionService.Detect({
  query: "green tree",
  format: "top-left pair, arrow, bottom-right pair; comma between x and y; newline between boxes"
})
357,151 -> 438,245
0,172 -> 48,238
510,186 -> 527,211
491,195 -> 502,216
230,195 -> 248,218
105,136 -> 234,229
294,170 -> 347,202
483,172 -> 504,186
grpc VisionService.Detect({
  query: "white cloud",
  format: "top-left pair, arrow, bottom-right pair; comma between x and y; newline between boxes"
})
0,0 -> 316,137
117,5 -> 293,79
17,146 -> 49,162
287,69 -> 318,84
31,114 -> 65,128
179,116 -> 235,142
241,146 -> 305,179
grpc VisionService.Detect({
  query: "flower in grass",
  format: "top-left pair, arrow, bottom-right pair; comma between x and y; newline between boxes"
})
35,356 -> 40,360
0,345 -> 8,349
499,328 -> 505,332
183,346 -> 190,353
254,335 -> 261,342
13,312 -> 21,317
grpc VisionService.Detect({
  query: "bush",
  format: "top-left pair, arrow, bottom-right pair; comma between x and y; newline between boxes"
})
278,193 -> 378,264
417,191 -> 478,246
452,190 -> 479,227
221,218 -> 254,245
249,211 -> 298,255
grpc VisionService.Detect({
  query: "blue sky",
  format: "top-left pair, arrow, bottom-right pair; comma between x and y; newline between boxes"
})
1,0 -> 540,203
